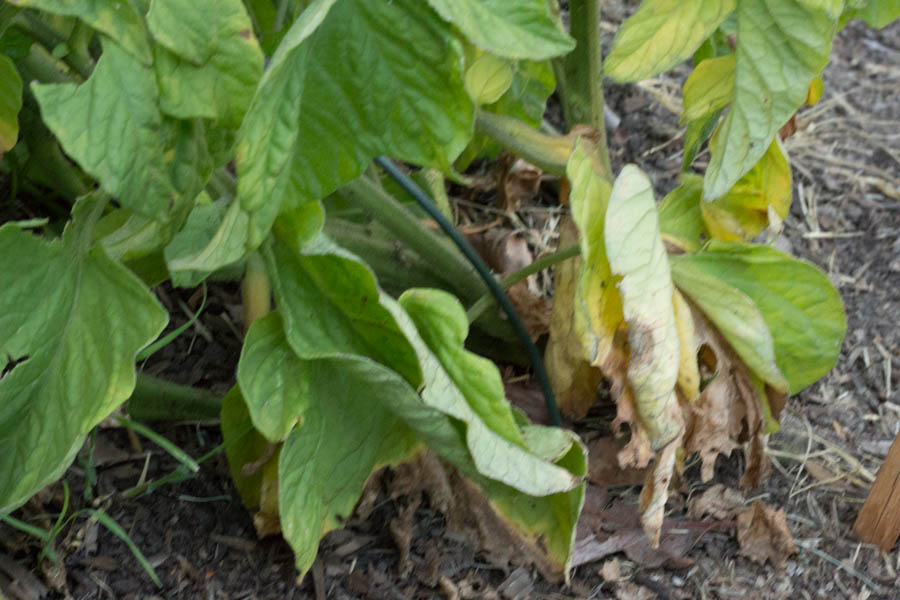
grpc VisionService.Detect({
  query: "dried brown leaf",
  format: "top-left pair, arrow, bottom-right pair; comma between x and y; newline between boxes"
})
688,484 -> 745,520
499,157 -> 542,211
588,437 -> 648,488
545,218 -> 604,418
736,501 -> 797,568
683,306 -> 768,486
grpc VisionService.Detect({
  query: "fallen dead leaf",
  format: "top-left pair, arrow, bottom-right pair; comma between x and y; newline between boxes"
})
600,558 -> 623,582
615,581 -> 657,600
736,500 -> 797,568
688,484 -> 745,520
499,157 -> 542,211
588,437 -> 648,488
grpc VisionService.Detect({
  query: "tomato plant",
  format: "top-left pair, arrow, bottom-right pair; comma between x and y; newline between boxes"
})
0,0 -> 895,584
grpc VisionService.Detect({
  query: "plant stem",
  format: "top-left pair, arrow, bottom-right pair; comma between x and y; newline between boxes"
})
466,244 -> 579,323
554,0 -> 613,176
241,251 -> 271,333
15,12 -> 92,80
341,176 -> 487,303
475,112 -> 572,176
127,374 -> 223,421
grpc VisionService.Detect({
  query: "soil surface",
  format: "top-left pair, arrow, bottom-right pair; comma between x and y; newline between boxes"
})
2,9 -> 899,600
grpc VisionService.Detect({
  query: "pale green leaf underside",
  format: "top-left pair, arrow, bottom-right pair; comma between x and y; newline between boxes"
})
605,0 -> 736,83
0,204 -> 166,511
426,0 -> 574,60
237,313 -> 311,442
236,0 -> 474,248
0,54 -> 22,153
604,165 -> 682,447
704,0 -> 834,199
670,257 -> 788,391
148,0 -> 263,128
13,0 -> 152,64
32,41 -> 173,221
399,289 -> 524,447
671,242 -> 845,393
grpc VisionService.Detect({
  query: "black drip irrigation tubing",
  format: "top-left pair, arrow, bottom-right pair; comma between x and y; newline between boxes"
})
374,156 -> 563,428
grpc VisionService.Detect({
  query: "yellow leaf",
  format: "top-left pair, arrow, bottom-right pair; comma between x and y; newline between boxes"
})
681,54 -> 735,124
701,138 -> 791,241
806,76 -> 824,106
605,164 -> 684,449
566,139 -> 623,368
672,288 -> 700,402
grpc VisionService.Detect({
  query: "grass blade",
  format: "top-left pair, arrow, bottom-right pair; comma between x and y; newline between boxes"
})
83,509 -> 161,587
117,417 -> 200,472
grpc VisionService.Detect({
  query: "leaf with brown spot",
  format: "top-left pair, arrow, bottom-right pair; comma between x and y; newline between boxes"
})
736,501 -> 796,568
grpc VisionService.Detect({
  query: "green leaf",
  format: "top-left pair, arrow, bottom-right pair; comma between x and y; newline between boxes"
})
148,0 -> 264,128
704,0 -> 835,199
426,0 -> 573,60
13,0 -> 152,65
605,165 -> 683,447
0,196 -> 167,511
669,256 -> 788,391
237,313 -> 311,442
681,55 -> 735,124
604,0 -> 736,82
278,358 -> 419,576
164,196 -> 249,286
399,289 -> 524,447
672,242 -> 845,393
32,40 -> 173,220
265,235 -> 422,387
93,208 -> 169,262
701,139 -> 791,241
842,0 -> 900,27
236,0 -> 474,248
0,54 -> 22,154
658,173 -> 709,252
465,54 -> 514,105
220,386 -> 274,511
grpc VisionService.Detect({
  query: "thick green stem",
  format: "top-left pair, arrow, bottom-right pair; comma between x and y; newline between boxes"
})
15,13 -> 92,80
241,251 -> 271,333
466,244 -> 579,323
341,177 -> 487,303
127,374 -> 223,421
475,112 -> 572,176
554,0 -> 613,176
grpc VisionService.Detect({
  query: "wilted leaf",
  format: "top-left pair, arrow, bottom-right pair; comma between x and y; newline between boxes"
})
681,306 -> 769,484
545,219 -> 605,418
672,289 -> 700,402
499,158 -> 542,211
604,0 -> 737,83
670,257 -> 788,392
0,196 -> 167,511
672,242 -> 846,393
704,0 -> 834,199
426,0 -> 574,60
736,501 -> 797,567
0,55 -> 22,155
605,165 -> 683,448
701,139 -> 791,241
567,139 -> 622,370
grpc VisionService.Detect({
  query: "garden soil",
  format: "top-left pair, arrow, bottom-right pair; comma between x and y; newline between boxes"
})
2,10 -> 899,600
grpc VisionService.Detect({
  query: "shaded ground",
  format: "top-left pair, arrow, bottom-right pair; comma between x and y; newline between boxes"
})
2,11 -> 899,600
